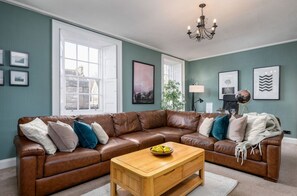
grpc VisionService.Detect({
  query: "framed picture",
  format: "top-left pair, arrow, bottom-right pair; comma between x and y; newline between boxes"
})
132,60 -> 154,104
0,49 -> 3,65
0,69 -> 4,86
218,70 -> 239,100
253,65 -> 280,100
9,70 -> 29,86
10,51 -> 29,68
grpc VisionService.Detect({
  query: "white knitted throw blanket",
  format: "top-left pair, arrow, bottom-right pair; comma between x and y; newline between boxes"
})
235,113 -> 282,165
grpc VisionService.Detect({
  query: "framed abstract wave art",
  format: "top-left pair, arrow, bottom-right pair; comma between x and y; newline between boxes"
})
253,65 -> 280,100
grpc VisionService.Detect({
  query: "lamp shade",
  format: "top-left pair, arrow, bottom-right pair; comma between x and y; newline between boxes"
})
189,85 -> 204,93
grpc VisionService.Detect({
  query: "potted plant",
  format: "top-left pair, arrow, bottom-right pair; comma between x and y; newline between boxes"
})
161,80 -> 185,111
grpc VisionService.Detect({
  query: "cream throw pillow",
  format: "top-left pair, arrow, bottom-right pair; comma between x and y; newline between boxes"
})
199,117 -> 214,137
48,121 -> 78,152
19,118 -> 57,154
244,115 -> 267,141
91,122 -> 109,144
226,116 -> 248,142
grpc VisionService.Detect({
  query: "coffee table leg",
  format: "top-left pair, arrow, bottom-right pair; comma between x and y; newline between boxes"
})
200,167 -> 205,186
110,181 -> 117,196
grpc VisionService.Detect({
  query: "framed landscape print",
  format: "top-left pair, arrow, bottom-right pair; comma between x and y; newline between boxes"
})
9,70 -> 29,86
0,49 -> 3,65
132,60 -> 154,104
253,65 -> 280,100
10,51 -> 29,68
0,69 -> 4,86
218,70 -> 239,100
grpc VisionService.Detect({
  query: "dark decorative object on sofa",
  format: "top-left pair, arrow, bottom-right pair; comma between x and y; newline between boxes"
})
14,110 -> 283,195
132,60 -> 154,104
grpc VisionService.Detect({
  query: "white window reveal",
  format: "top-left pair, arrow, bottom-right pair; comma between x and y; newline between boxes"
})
52,20 -> 122,115
161,54 -> 185,95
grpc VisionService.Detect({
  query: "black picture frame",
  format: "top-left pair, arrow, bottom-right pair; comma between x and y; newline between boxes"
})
0,69 -> 4,86
9,70 -> 29,86
253,65 -> 280,100
132,60 -> 155,104
218,70 -> 239,100
0,49 -> 3,65
10,51 -> 29,68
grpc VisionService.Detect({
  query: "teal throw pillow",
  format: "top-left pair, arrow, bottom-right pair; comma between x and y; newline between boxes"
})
211,115 -> 229,140
74,121 -> 98,149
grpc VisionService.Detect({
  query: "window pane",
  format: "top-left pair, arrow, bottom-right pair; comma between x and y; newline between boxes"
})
79,94 -> 89,110
77,61 -> 89,77
65,42 -> 76,59
90,80 -> 99,94
78,45 -> 88,61
65,59 -> 77,75
79,79 -> 89,93
89,48 -> 98,63
66,77 -> 77,93
90,95 -> 99,109
89,63 -> 98,78
65,94 -> 77,110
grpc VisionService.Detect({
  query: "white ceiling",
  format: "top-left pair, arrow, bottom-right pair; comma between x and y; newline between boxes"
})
4,0 -> 297,61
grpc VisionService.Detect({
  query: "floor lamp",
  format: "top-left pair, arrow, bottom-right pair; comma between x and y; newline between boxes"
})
189,85 -> 205,111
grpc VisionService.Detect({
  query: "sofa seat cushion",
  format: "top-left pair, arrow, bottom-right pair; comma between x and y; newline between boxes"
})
147,127 -> 195,143
214,140 -> 262,161
44,147 -> 100,177
119,131 -> 164,149
96,137 -> 139,161
181,132 -> 217,151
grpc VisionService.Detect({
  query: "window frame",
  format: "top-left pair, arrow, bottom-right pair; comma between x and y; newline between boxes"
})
52,20 -> 122,115
161,54 -> 185,97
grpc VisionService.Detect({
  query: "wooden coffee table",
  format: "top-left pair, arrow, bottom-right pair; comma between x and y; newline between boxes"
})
110,142 -> 205,196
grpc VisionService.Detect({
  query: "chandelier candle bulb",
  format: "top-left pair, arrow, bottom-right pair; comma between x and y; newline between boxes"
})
187,26 -> 191,30
213,19 -> 217,24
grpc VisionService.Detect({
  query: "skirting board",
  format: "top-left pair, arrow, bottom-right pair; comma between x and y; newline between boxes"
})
283,137 -> 297,145
0,157 -> 16,170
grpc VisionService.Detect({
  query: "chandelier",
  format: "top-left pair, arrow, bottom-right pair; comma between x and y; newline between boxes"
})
187,3 -> 218,41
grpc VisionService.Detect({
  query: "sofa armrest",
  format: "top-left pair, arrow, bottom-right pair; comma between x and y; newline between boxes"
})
14,135 -> 45,157
260,132 -> 284,182
261,132 -> 284,146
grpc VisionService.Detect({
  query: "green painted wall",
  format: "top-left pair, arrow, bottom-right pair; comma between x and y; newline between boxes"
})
0,2 -> 163,160
122,42 -> 162,112
187,42 -> 297,138
0,2 -> 52,160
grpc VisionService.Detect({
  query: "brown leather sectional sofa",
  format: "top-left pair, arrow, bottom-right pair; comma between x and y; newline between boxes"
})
14,110 -> 284,195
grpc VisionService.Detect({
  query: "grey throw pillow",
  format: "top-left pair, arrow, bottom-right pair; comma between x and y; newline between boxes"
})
226,116 -> 248,142
48,121 -> 78,152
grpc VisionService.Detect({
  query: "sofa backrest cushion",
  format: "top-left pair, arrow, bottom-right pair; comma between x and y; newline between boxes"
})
77,114 -> 115,137
167,110 -> 200,131
18,116 -> 76,137
112,112 -> 142,136
138,110 -> 167,130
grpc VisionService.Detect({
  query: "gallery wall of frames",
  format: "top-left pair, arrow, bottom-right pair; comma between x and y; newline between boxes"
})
0,49 -> 29,87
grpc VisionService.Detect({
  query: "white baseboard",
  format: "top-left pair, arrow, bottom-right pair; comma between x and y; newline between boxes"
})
283,137 -> 297,145
0,157 -> 16,170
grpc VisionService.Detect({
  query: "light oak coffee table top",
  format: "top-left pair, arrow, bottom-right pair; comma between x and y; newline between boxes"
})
110,142 -> 205,196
